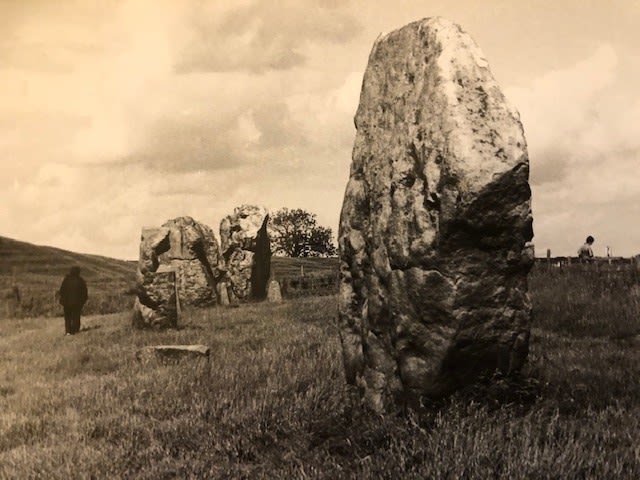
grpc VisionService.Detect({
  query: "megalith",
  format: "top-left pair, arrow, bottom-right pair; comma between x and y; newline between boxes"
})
159,217 -> 223,306
216,281 -> 230,306
220,205 -> 271,301
338,17 -> 534,412
133,229 -> 179,329
133,216 -> 223,328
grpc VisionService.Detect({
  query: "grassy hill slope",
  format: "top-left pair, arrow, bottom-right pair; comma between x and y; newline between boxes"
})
271,256 -> 339,278
0,236 -> 137,318
0,235 -> 338,318
0,236 -> 136,280
0,237 -> 338,281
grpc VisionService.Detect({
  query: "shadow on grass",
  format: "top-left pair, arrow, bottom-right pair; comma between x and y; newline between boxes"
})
80,324 -> 102,333
47,349 -> 118,377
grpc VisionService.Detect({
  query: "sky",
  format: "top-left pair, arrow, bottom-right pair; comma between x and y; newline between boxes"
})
1,0 -> 639,260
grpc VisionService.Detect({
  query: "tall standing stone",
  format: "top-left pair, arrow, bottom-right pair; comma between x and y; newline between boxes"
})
220,205 -> 271,301
339,17 -> 534,412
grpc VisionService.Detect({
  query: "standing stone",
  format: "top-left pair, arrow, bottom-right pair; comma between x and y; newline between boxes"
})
133,227 -> 173,328
267,280 -> 282,303
158,217 -> 224,307
133,264 -> 178,329
133,217 -> 224,329
225,249 -> 254,299
216,281 -> 230,306
339,17 -> 534,412
220,205 -> 271,301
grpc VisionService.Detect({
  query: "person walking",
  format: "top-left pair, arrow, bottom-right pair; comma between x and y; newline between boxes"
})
59,266 -> 88,335
577,235 -> 595,263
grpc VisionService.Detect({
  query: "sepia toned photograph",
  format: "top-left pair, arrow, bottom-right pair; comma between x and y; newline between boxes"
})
1,0 -> 639,478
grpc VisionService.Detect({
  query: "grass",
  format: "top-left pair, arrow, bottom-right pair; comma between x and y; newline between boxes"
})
270,256 -> 339,278
1,263 -> 639,478
530,262 -> 640,338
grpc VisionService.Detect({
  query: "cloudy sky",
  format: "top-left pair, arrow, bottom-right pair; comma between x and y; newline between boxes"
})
2,0 -> 639,259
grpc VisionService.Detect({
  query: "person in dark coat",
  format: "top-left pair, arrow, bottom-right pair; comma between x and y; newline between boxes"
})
59,266 -> 88,335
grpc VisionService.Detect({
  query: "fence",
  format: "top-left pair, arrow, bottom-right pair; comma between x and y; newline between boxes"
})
535,254 -> 640,272
279,272 -> 339,298
277,256 -> 640,299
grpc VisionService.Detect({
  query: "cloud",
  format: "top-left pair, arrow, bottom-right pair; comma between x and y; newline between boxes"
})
252,101 -> 309,149
131,115 -> 250,173
124,97 -> 315,175
0,0 -> 366,259
4,1 -> 637,260
0,0 -> 118,73
506,45 -> 619,186
505,45 -> 640,255
175,0 -> 361,73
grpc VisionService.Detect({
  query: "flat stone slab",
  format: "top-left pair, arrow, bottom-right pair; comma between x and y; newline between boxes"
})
136,344 -> 210,363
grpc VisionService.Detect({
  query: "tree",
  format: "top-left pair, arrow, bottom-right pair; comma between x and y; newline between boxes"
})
269,208 -> 337,257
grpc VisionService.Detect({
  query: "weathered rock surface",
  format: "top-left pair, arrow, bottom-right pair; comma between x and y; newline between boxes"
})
136,344 -> 210,363
159,217 -> 224,306
220,205 -> 271,301
133,263 -> 178,329
339,17 -> 534,412
216,281 -> 230,306
267,280 -> 282,303
133,216 -> 223,328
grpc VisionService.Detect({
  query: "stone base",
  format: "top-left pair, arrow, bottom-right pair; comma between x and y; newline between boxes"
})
267,280 -> 282,303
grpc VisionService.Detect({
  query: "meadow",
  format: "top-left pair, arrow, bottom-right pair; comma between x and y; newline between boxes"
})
0,262 -> 639,479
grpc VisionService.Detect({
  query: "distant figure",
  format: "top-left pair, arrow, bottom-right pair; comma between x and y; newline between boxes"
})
577,236 -> 595,262
59,267 -> 88,335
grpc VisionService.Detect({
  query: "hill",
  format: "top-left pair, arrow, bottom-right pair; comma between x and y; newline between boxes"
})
0,236 -> 136,280
0,236 -> 137,318
0,236 -> 338,318
0,236 -> 337,282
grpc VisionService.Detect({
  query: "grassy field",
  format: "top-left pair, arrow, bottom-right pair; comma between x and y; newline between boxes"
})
1,264 -> 639,479
530,262 -> 640,339
271,256 -> 339,277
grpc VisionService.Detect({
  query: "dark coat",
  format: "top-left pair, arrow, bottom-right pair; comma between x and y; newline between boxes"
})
59,272 -> 88,308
